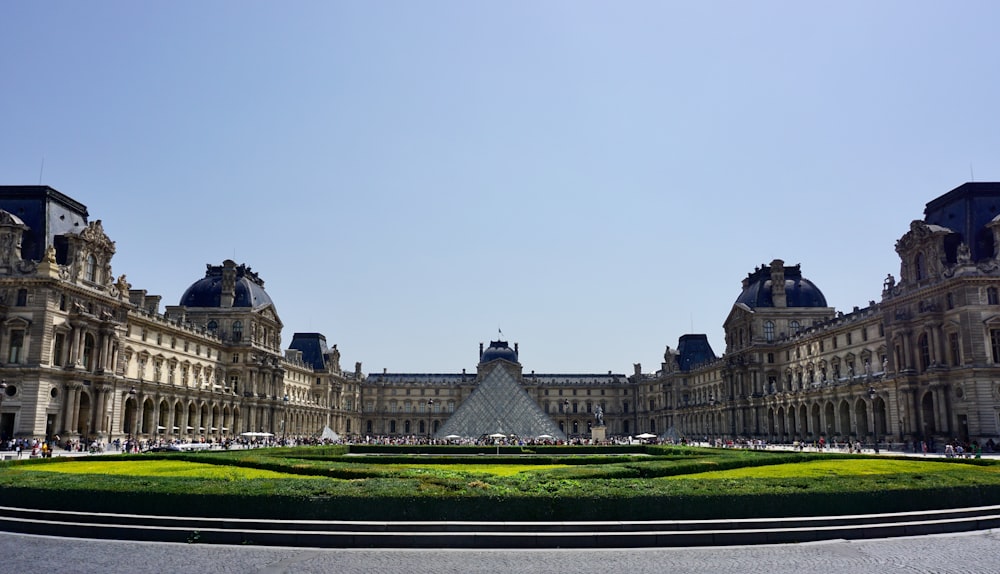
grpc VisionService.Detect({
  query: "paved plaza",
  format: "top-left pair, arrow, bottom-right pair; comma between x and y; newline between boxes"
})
3,529 -> 1000,574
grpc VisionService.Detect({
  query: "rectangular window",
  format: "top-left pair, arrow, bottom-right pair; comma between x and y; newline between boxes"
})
846,332 -> 853,345
991,329 -> 1000,363
862,327 -> 868,341
8,330 -> 24,363
949,332 -> 960,366
53,333 -> 64,367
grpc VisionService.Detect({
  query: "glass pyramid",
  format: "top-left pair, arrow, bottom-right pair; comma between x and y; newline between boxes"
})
434,362 -> 566,440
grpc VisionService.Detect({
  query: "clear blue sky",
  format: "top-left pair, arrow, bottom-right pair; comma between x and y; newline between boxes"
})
2,2 -> 999,375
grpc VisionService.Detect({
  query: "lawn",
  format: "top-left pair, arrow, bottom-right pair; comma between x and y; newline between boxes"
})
23,459 -> 323,480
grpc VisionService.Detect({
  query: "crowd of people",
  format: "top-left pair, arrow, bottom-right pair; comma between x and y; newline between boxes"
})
2,434 -> 997,457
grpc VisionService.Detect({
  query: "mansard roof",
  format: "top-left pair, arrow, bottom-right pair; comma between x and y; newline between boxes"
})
287,333 -> 330,371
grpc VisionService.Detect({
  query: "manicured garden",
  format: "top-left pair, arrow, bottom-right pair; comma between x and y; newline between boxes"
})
1,445 -> 998,522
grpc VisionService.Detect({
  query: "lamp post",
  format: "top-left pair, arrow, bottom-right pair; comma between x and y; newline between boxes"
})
564,399 -> 570,440
708,394 -> 716,445
868,386 -> 880,454
281,395 -> 289,445
426,399 -> 434,440
0,380 -> 7,442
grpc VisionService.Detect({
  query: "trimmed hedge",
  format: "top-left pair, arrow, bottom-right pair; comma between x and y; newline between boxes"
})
2,446 -> 998,522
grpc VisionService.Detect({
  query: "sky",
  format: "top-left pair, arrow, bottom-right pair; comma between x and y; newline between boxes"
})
2,2 -> 1000,376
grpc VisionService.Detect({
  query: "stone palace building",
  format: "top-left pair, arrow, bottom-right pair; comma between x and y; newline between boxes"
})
0,183 -> 998,448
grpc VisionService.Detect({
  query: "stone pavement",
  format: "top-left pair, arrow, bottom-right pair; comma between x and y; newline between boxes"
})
2,529 -> 999,573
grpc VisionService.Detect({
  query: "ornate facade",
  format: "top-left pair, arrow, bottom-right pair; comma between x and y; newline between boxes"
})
1,182 -> 999,449
0,187 -> 360,444
637,183 -> 1000,448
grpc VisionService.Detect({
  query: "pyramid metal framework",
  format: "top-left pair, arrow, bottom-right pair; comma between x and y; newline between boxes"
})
434,361 -> 566,440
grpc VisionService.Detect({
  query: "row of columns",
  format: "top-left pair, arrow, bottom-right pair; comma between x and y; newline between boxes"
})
674,383 -> 963,444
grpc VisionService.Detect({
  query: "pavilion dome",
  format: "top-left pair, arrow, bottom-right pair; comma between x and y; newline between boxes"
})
735,261 -> 827,309
179,261 -> 274,309
479,340 -> 519,364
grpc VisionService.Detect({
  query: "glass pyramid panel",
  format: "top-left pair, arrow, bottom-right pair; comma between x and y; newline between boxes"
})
435,363 -> 566,440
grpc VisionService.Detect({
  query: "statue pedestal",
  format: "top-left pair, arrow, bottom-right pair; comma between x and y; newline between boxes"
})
591,425 -> 606,443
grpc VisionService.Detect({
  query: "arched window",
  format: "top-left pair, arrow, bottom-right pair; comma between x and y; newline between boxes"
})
207,320 -> 218,333
232,321 -> 243,342
764,321 -> 775,342
790,320 -> 800,334
15,289 -> 27,306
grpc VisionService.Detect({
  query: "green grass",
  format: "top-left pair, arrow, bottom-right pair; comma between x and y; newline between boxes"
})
21,459 -> 323,479
666,458 -> 1000,480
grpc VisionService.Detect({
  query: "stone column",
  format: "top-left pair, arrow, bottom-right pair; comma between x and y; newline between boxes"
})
69,326 -> 82,367
936,386 -> 950,435
93,386 -> 107,434
62,385 -> 77,434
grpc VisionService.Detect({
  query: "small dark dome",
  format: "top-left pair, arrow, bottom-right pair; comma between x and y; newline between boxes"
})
480,340 -> 519,364
735,261 -> 827,309
179,261 -> 273,309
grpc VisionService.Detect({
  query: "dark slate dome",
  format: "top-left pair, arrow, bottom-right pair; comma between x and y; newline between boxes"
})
179,261 -> 274,309
735,261 -> 827,309
479,340 -> 519,364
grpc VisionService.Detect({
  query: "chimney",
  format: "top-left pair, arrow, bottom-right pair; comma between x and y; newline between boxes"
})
479,342 -> 484,360
220,260 -> 237,308
770,259 -> 787,308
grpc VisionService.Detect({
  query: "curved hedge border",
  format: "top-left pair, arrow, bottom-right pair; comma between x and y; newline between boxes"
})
2,446 -> 998,522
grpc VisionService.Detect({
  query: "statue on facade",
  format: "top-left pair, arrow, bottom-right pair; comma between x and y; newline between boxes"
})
883,273 -> 895,291
595,405 -> 604,426
957,242 -> 971,264
330,344 -> 342,372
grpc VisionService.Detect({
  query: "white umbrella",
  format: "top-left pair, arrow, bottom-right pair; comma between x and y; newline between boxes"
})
636,433 -> 657,439
444,434 -> 462,439
488,433 -> 507,454
537,434 -> 554,439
